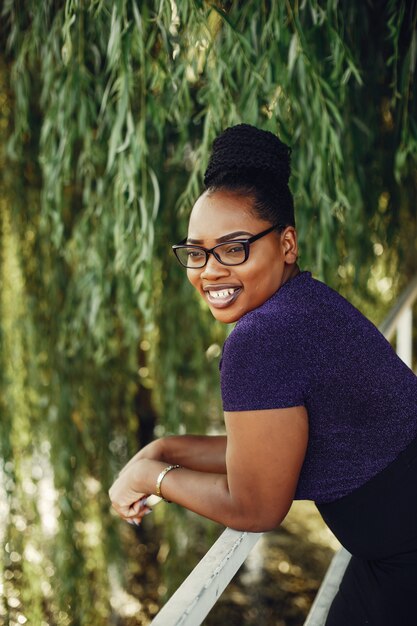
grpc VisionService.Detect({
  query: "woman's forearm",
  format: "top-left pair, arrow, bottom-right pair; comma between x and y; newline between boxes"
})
135,459 -> 287,532
142,435 -> 227,474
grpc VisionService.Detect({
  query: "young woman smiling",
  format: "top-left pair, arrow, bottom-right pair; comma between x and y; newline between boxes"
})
110,124 -> 417,625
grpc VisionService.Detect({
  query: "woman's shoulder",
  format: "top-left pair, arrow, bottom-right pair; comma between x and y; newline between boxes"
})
227,269 -> 378,351
232,270 -> 326,332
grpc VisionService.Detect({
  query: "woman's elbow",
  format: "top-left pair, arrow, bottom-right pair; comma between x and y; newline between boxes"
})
226,508 -> 289,533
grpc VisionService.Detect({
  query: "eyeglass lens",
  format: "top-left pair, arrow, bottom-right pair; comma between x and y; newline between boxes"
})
175,241 -> 246,268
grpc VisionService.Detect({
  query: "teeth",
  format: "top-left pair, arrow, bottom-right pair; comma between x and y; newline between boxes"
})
209,289 -> 238,299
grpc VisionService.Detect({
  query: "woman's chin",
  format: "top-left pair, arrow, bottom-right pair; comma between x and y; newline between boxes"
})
209,303 -> 244,324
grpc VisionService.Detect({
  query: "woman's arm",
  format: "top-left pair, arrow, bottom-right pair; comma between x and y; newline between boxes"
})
109,406 -> 308,532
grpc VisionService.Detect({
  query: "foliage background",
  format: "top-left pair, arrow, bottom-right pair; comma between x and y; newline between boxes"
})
0,1 -> 416,624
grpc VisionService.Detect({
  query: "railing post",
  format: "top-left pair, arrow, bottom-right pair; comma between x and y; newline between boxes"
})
396,306 -> 413,368
303,548 -> 351,626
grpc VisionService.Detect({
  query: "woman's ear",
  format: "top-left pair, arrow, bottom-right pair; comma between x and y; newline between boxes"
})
281,227 -> 298,264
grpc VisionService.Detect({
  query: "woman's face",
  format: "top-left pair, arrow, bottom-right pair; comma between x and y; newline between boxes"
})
186,189 -> 299,323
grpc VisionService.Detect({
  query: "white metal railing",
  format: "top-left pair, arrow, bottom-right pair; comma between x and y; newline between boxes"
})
151,274 -> 417,626
151,528 -> 261,625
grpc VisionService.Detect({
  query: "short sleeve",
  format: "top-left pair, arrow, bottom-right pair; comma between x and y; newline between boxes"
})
220,313 -> 308,412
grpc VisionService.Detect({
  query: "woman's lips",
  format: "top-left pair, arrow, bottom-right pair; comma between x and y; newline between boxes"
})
204,286 -> 242,309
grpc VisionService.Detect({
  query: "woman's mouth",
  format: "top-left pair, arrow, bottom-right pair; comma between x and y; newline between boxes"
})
204,286 -> 242,308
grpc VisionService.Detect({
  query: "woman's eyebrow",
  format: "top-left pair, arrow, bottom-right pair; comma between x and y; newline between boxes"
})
187,231 -> 252,244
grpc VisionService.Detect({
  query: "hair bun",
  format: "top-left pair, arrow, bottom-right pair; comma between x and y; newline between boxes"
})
204,124 -> 291,189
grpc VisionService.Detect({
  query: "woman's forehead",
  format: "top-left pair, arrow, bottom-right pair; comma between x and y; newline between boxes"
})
188,190 -> 267,240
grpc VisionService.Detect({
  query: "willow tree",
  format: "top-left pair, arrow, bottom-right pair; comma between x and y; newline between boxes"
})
0,1 -> 416,624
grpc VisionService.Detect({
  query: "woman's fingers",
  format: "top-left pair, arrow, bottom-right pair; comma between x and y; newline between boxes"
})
112,496 -> 153,523
129,498 -> 145,515
125,502 -> 153,527
109,486 -> 146,517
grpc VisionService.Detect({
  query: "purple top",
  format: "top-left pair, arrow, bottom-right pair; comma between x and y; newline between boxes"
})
220,270 -> 417,503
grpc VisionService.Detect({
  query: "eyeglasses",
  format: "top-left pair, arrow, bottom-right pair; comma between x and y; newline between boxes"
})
172,224 -> 282,269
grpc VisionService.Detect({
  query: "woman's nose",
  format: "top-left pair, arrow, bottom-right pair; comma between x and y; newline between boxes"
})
200,253 -> 230,280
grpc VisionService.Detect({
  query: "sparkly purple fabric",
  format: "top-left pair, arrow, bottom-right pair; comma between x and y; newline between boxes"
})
220,271 -> 417,503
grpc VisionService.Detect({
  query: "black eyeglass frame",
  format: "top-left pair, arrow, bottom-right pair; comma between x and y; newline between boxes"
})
172,223 -> 283,269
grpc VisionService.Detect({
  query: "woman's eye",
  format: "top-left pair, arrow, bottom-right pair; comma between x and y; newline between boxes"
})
225,244 -> 245,254
187,249 -> 205,258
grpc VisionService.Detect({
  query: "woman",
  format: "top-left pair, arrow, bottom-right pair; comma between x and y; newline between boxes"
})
109,124 -> 417,625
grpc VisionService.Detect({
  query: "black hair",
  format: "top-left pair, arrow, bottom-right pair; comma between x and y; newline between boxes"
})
203,124 -> 295,230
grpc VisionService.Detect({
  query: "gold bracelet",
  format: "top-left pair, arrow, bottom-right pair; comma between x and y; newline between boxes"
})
155,464 -> 182,502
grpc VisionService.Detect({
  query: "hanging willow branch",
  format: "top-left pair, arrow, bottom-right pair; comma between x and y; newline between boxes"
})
2,0 -> 416,362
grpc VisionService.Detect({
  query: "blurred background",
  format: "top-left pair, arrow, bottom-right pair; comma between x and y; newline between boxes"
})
0,1 -> 416,624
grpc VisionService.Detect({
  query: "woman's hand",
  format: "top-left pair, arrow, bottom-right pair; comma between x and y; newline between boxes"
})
109,458 -> 153,524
